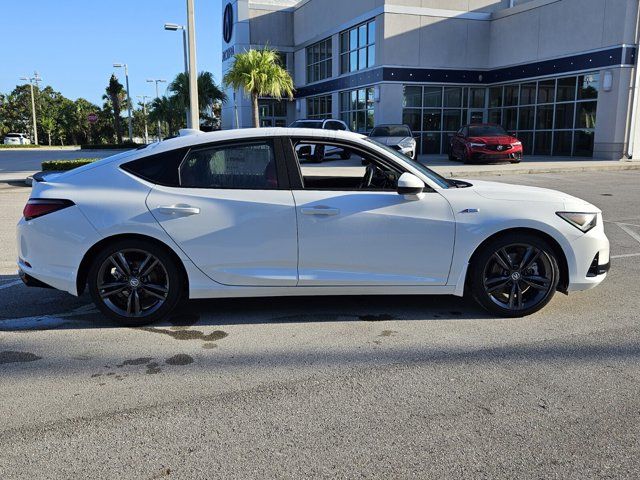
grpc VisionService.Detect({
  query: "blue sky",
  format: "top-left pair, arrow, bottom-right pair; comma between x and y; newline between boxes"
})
0,0 -> 223,105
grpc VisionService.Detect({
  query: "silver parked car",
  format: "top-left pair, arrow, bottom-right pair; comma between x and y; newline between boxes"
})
3,133 -> 31,145
368,125 -> 416,159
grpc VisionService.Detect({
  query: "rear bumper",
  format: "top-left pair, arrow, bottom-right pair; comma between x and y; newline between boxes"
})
18,269 -> 54,289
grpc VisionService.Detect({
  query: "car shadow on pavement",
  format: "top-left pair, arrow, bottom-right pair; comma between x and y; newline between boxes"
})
0,285 -> 492,332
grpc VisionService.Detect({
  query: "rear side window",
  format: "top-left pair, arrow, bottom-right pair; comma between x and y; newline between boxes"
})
121,147 -> 189,186
179,141 -> 278,189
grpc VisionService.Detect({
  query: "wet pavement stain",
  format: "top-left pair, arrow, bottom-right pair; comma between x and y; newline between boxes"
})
359,314 -> 396,322
0,351 -> 42,365
91,373 -> 101,378
117,357 -> 154,367
166,354 -> 194,366
146,362 -> 161,375
139,327 -> 228,342
202,343 -> 217,349
379,330 -> 398,337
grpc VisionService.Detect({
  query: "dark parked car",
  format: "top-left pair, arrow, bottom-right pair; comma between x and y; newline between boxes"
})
449,124 -> 522,164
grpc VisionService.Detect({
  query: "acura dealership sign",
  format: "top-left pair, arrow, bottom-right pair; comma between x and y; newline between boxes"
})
223,3 -> 233,44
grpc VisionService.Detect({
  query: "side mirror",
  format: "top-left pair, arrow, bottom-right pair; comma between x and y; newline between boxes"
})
297,145 -> 312,158
397,172 -> 425,199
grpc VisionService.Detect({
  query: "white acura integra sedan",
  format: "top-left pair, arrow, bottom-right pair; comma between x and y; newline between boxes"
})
17,128 -> 609,325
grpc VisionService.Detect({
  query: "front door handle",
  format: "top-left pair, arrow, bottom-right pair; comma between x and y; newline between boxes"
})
301,206 -> 340,216
157,204 -> 201,216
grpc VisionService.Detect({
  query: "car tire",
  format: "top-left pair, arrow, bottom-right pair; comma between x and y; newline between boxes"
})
461,150 -> 471,164
448,151 -> 455,161
469,233 -> 560,317
88,239 -> 184,326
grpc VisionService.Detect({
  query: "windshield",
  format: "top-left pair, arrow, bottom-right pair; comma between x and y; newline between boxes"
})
369,126 -> 412,138
290,120 -> 323,129
365,138 -> 452,189
468,125 -> 508,137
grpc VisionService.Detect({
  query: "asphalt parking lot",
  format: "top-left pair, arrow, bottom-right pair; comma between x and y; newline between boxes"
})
0,169 -> 639,479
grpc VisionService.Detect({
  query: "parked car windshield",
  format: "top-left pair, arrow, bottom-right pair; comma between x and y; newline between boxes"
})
290,120 -> 324,129
369,126 -> 412,138
365,138 -> 452,189
468,125 -> 508,137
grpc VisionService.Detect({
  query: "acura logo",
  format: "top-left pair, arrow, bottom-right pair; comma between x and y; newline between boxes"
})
497,145 -> 504,151
223,3 -> 233,44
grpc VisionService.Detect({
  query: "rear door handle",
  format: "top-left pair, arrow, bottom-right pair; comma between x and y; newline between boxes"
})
157,204 -> 201,216
301,206 -> 340,216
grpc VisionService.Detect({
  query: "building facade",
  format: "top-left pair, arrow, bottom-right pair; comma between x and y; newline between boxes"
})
220,0 -> 640,159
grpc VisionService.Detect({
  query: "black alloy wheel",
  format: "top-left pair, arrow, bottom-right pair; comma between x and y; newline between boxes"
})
470,234 -> 559,317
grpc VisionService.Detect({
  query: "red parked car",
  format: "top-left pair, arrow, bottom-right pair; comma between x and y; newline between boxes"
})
449,124 -> 523,164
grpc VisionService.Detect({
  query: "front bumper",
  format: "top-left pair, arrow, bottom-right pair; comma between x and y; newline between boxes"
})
565,220 -> 610,292
469,150 -> 522,162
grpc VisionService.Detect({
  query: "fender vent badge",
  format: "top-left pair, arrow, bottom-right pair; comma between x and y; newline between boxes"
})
460,208 -> 480,213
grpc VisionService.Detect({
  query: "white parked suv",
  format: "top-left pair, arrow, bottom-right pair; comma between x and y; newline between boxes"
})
4,133 -> 31,145
17,128 -> 610,325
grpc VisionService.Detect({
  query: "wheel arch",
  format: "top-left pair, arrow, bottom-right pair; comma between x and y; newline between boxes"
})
464,227 -> 569,295
76,233 -> 189,296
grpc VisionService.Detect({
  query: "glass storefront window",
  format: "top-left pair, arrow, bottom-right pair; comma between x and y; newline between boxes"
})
536,105 -> 554,130
423,110 -> 441,130
520,84 -> 536,105
470,88 -> 485,108
575,102 -> 597,129
578,74 -> 599,100
444,87 -> 462,108
423,87 -> 442,108
553,131 -> 573,156
443,110 -> 462,131
403,86 -> 422,108
307,95 -> 332,119
339,87 -> 374,132
306,38 -> 332,83
574,130 -> 594,156
504,85 -> 519,106
518,106 -> 535,130
503,108 -> 518,131
421,133 -> 441,154
557,77 -> 577,102
402,110 -> 421,132
534,131 -> 552,155
489,87 -> 503,107
554,103 -> 575,130
488,109 -> 502,125
537,80 -> 555,104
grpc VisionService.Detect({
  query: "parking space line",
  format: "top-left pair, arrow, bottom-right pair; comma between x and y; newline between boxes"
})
611,253 -> 640,259
0,280 -> 23,290
616,223 -> 640,245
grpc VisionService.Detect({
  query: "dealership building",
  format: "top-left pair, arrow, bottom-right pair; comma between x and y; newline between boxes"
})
220,0 -> 640,159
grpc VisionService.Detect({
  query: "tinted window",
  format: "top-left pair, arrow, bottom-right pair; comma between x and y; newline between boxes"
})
179,141 -> 278,189
468,125 -> 508,137
121,147 -> 189,186
369,126 -> 411,137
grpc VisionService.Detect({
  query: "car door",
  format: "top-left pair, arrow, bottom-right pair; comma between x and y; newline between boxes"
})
287,138 -> 456,286
147,138 -> 298,287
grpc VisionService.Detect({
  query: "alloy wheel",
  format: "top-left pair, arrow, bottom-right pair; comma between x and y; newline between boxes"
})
482,243 -> 555,311
96,249 -> 170,318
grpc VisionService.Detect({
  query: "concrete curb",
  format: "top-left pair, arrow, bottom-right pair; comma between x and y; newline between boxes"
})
431,162 -> 640,178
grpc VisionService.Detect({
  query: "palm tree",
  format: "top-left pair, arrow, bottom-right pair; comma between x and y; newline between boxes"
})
149,96 -> 184,138
169,71 -> 227,119
103,74 -> 125,143
223,47 -> 294,128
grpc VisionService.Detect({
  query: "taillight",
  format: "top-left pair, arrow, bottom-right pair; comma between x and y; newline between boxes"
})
23,199 -> 75,220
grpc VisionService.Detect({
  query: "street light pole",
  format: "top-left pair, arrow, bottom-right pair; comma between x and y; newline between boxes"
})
137,95 -> 151,144
20,72 -> 41,145
164,22 -> 191,128
186,0 -> 200,129
147,79 -> 167,141
113,63 -> 134,142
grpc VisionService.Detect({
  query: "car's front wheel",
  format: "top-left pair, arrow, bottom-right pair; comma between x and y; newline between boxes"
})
88,239 -> 184,326
469,234 -> 560,317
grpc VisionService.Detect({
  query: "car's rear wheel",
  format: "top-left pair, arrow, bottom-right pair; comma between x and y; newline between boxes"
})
88,239 -> 184,326
469,234 -> 559,317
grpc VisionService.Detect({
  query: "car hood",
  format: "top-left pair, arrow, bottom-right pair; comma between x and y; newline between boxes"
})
468,135 -> 518,145
467,179 -> 598,210
371,136 -> 413,146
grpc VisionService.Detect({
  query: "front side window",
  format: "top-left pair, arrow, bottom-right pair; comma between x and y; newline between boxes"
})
179,141 -> 278,189
306,38 -> 332,83
340,19 -> 375,74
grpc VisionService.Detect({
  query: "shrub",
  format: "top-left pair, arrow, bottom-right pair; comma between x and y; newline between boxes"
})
0,144 -> 40,149
41,158 -> 99,171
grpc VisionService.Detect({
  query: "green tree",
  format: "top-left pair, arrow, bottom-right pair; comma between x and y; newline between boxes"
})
103,74 -> 125,143
223,47 -> 294,128
148,95 -> 183,138
169,71 -> 227,123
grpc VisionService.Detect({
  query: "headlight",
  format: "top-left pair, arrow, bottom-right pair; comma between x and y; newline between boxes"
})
556,212 -> 598,232
511,141 -> 522,146
469,142 -> 486,148
399,139 -> 415,148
